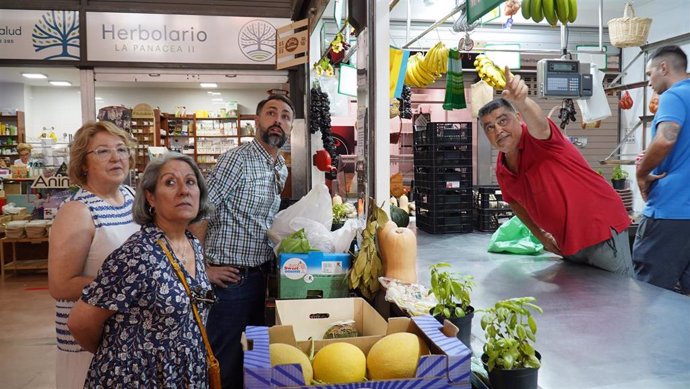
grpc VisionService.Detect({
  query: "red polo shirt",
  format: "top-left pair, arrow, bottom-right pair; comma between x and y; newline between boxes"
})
496,120 -> 630,256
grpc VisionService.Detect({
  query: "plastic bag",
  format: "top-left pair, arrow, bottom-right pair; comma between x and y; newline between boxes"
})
576,64 -> 612,123
487,216 -> 544,255
378,277 -> 438,316
268,184 -> 333,248
276,228 -> 313,255
289,217 -> 335,253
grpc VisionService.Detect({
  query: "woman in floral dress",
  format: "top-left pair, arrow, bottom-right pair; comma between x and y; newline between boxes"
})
68,152 -> 215,387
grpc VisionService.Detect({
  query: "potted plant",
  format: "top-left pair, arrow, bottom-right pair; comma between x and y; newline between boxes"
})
611,165 -> 628,190
428,262 -> 475,349
331,202 -> 356,231
480,297 -> 543,389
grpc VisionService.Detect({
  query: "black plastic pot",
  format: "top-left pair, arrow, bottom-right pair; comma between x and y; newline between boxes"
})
432,305 -> 474,350
481,352 -> 541,389
611,179 -> 627,190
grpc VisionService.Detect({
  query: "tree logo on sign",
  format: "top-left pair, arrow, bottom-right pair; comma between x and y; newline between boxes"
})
32,11 -> 80,60
238,20 -> 276,62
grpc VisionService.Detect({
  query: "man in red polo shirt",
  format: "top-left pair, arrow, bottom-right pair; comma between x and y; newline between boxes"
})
477,67 -> 632,276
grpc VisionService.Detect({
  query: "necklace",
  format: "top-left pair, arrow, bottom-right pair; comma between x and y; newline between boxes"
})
166,236 -> 192,266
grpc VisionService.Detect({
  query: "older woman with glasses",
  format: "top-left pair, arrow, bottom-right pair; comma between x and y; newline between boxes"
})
14,142 -> 32,165
68,152 -> 215,388
48,121 -> 140,388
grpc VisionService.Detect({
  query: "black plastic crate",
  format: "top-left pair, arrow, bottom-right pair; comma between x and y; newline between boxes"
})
415,187 -> 474,205
416,213 -> 474,234
414,145 -> 472,167
417,207 -> 473,221
414,166 -> 473,186
414,122 -> 472,145
475,185 -> 511,210
477,208 -> 514,232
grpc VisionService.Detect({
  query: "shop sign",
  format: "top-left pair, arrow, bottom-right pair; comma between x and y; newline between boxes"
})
86,12 -> 289,65
276,18 -> 309,70
466,0 -> 504,24
0,9 -> 80,61
32,163 -> 71,189
131,103 -> 155,119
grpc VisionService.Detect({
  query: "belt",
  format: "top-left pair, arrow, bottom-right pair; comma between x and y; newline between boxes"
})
208,263 -> 267,274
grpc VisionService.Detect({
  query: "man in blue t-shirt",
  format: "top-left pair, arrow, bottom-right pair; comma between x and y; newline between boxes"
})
634,45 -> 690,293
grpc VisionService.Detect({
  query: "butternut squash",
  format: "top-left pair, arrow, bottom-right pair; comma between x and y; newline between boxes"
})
377,221 -> 397,273
379,226 -> 417,283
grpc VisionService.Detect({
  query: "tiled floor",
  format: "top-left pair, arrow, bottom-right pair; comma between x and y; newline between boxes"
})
0,230 -> 508,389
0,273 -> 56,389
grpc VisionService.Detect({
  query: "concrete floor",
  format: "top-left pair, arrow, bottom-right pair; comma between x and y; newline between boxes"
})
0,230 -> 545,389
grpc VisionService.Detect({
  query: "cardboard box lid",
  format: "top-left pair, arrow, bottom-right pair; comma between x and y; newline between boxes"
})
275,297 -> 388,341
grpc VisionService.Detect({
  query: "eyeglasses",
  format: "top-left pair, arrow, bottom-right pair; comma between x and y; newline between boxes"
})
87,146 -> 130,161
192,287 -> 217,306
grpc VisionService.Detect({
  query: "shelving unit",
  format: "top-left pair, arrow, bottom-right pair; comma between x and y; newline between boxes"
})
130,109 -> 161,172
0,111 -> 25,162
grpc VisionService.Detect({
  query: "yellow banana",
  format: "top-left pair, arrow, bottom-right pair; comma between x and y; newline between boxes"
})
542,0 -> 558,26
567,0 -> 577,23
555,0 -> 569,24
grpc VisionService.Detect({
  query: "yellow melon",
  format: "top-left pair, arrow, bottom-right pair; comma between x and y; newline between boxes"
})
367,332 -> 426,380
312,342 -> 366,384
269,343 -> 313,385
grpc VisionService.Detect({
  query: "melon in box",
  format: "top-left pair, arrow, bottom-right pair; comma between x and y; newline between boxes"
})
242,315 -> 472,388
278,252 -> 351,299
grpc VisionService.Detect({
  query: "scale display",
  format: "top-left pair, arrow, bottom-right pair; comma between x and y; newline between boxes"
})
537,59 -> 593,99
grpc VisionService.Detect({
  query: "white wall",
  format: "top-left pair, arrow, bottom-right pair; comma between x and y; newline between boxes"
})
619,0 -> 690,214
94,86 -> 270,117
0,83 -> 26,114
25,86 -> 82,141
20,85 -> 273,140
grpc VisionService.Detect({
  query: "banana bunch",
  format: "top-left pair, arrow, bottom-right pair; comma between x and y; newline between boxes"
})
522,0 -> 578,26
474,54 -> 512,90
404,41 -> 449,88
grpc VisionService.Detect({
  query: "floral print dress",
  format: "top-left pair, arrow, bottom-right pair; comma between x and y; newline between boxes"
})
81,223 -> 213,388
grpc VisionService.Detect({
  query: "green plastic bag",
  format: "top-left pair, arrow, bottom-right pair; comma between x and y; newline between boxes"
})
487,216 -> 544,255
276,229 -> 313,255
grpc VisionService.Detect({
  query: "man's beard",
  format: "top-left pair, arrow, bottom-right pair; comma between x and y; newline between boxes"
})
261,126 -> 287,148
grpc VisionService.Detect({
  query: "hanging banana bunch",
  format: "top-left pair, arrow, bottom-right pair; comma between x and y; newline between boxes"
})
474,54 -> 514,90
404,41 -> 450,88
522,0 -> 578,26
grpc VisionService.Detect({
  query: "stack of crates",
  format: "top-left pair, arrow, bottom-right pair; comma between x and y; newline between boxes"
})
414,122 -> 474,234
475,185 -> 513,232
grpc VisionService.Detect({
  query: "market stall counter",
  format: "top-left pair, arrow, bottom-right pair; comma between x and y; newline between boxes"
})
451,244 -> 690,388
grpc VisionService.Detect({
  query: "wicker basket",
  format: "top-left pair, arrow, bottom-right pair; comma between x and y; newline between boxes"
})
608,2 -> 652,48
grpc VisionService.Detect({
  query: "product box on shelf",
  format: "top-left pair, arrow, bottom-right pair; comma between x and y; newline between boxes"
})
242,315 -> 472,389
278,252 -> 351,299
275,297 -> 387,341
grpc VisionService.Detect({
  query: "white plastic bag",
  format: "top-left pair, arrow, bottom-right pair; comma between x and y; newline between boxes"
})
268,184 -> 333,248
576,64 -> 612,123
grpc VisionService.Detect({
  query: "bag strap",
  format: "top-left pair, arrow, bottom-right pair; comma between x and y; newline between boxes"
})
157,239 -> 219,367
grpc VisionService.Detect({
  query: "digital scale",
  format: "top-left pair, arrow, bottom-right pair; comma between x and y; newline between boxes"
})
537,59 -> 593,99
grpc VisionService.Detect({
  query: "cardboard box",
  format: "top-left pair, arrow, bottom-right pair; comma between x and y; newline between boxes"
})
278,252 -> 351,299
243,315 -> 472,388
275,297 -> 387,342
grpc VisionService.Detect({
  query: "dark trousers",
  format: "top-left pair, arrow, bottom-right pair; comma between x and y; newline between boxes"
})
207,269 -> 266,389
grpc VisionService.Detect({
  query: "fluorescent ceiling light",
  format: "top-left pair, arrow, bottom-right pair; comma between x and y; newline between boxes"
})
200,83 -> 218,88
207,91 -> 221,95
95,96 -> 104,100
22,73 -> 48,79
211,98 -> 224,102
49,80 -> 72,86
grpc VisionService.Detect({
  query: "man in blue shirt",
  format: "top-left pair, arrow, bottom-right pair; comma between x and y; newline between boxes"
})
634,45 -> 690,293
